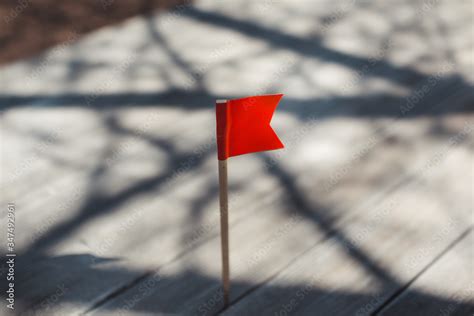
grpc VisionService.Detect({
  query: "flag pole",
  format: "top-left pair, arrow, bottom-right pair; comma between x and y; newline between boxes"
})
218,158 -> 230,307
215,95 -> 284,308
216,99 -> 230,306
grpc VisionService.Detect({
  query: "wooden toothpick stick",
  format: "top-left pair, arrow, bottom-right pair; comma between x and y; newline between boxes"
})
215,95 -> 284,309
218,159 -> 230,306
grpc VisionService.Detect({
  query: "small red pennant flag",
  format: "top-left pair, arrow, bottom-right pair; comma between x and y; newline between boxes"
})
216,94 -> 284,160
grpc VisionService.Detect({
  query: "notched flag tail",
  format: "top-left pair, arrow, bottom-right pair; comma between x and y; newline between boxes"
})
216,94 -> 285,160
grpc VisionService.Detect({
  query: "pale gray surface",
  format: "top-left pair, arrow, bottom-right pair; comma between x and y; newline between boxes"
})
0,0 -> 473,315
378,231 -> 473,316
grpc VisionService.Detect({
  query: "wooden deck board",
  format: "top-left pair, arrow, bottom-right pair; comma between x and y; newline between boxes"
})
378,231 -> 473,316
0,0 -> 473,315
220,147 -> 472,316
8,108 -> 470,316
86,116 -> 472,315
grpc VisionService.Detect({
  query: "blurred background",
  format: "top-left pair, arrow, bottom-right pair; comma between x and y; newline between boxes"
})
0,0 -> 473,315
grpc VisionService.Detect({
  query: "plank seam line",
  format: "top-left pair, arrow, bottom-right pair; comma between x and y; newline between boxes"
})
215,231 -> 328,315
217,125 -> 472,314
81,193 -> 283,315
371,226 -> 473,315
82,270 -> 154,315
2,73 -> 469,221
83,87 -> 471,315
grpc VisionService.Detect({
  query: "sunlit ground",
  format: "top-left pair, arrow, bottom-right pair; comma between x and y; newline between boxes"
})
0,0 -> 473,315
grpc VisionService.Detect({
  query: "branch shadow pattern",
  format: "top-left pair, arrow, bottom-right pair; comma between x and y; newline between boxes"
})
3,2 -> 473,316
2,253 -> 472,315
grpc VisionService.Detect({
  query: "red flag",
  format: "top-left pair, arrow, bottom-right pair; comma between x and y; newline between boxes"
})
216,94 -> 284,160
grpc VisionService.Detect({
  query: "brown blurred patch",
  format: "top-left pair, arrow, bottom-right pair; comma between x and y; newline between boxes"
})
0,0 -> 186,65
